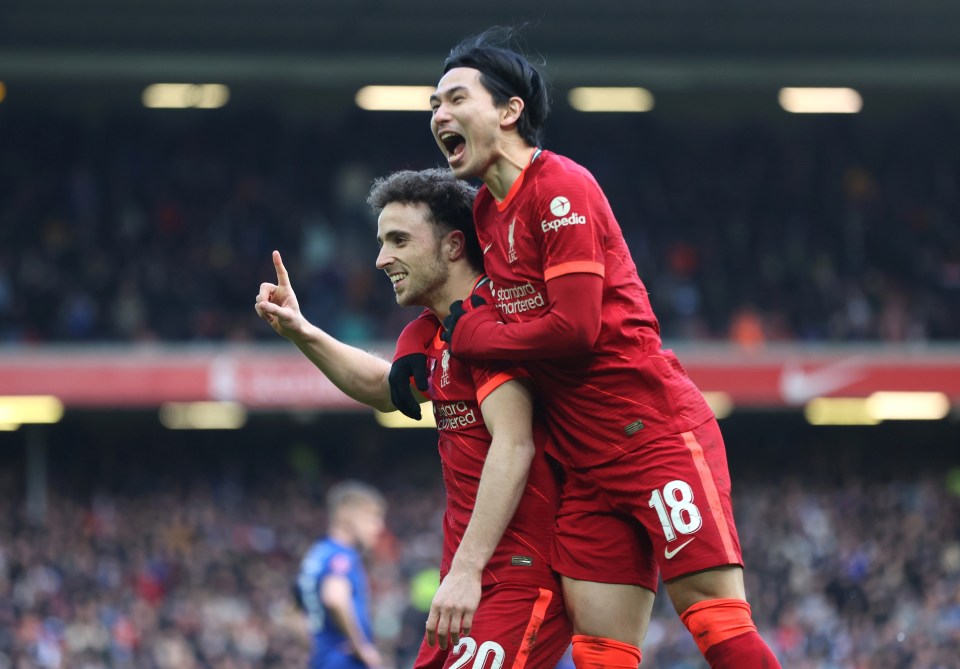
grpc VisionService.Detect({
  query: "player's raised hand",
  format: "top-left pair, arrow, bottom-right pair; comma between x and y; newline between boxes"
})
255,250 -> 306,340
424,568 -> 481,650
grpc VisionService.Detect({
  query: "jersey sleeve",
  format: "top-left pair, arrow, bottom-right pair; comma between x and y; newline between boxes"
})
532,169 -> 607,281
468,282 -> 531,402
321,550 -> 355,580
393,309 -> 441,361
470,361 -> 531,406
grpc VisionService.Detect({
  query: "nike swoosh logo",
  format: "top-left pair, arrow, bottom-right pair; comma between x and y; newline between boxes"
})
779,358 -> 864,405
664,538 -> 695,560
483,242 -> 493,254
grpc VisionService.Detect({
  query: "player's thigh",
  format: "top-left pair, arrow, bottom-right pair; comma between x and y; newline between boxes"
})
551,472 -> 658,645
442,584 -> 571,669
612,418 -> 745,583
560,576 -> 655,648
664,564 -> 746,616
552,467 -> 659,592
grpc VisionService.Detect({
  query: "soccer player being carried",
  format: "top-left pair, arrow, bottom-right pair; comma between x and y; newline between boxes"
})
389,29 -> 783,669
256,168 -> 571,669
297,481 -> 386,669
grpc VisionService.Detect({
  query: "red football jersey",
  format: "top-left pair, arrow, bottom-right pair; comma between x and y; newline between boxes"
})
473,150 -> 715,468
394,290 -> 559,590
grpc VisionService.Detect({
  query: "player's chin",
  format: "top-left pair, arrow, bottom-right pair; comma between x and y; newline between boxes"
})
448,160 -> 476,181
446,149 -> 473,177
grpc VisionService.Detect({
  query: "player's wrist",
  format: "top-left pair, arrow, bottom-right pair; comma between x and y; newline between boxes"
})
449,553 -> 486,576
288,317 -> 318,344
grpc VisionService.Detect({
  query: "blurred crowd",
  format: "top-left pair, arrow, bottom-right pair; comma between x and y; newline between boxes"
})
0,471 -> 447,669
1,108 -> 958,345
1,438 -> 958,669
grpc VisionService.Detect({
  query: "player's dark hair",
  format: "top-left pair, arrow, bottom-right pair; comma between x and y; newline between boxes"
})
444,26 -> 550,147
326,480 -> 385,514
367,168 -> 483,272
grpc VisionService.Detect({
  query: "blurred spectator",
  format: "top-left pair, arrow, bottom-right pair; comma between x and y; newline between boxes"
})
296,481 -> 385,669
0,436 -> 958,668
1,108 -> 958,344
728,304 -> 766,350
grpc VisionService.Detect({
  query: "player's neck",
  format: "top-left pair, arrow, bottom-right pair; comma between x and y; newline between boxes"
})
328,526 -> 356,548
483,141 -> 538,201
426,269 -> 484,321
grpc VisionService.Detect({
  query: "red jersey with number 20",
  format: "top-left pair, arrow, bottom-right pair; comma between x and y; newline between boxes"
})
394,287 -> 559,590
473,150 -> 714,468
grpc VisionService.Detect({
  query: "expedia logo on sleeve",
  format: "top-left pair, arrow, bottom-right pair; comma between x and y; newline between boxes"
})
542,195 -> 586,232
550,196 -> 571,216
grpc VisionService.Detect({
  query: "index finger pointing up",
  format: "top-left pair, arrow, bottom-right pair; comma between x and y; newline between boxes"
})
273,250 -> 291,286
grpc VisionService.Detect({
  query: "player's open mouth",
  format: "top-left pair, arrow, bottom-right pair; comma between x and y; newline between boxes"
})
440,132 -> 466,161
389,272 -> 407,289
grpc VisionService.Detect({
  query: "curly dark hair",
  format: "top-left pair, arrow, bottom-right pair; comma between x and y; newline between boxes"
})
367,168 -> 482,271
444,26 -> 550,147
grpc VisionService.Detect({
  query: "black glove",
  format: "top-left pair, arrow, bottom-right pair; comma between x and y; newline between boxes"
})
388,353 -> 430,420
440,294 -> 488,345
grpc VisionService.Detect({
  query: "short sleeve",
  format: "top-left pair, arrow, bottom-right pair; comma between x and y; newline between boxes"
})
468,283 -> 531,404
394,310 -> 440,361
532,169 -> 607,281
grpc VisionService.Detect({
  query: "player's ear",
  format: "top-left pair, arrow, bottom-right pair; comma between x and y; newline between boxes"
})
500,96 -> 525,130
445,230 -> 466,261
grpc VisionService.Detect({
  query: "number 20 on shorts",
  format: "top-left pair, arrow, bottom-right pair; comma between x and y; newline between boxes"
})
648,480 -> 703,542
449,638 -> 506,669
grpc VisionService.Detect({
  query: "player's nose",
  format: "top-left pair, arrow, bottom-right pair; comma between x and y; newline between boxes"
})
375,246 -> 392,270
432,102 -> 452,126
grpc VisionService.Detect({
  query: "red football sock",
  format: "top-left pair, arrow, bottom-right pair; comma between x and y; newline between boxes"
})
705,631 -> 782,669
571,634 -> 642,668
680,599 -> 781,669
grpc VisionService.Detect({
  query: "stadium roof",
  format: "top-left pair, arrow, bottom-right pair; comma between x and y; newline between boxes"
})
2,0 -> 960,87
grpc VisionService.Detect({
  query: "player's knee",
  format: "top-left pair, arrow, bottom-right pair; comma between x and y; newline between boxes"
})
679,598 -> 756,656
562,578 -> 653,646
666,565 -> 745,614
571,635 -> 641,669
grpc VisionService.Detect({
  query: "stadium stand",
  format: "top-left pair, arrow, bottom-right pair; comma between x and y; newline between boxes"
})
2,4 -> 959,669
1,109 -> 958,345
0,419 -> 958,669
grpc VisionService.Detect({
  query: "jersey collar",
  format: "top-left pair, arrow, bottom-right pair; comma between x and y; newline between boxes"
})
471,274 -> 491,293
495,148 -> 544,212
433,275 -> 490,350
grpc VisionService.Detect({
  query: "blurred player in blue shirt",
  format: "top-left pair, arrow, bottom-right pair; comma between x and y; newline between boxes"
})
297,481 -> 386,669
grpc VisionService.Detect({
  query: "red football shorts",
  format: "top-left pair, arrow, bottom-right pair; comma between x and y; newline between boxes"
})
413,582 -> 571,669
552,417 -> 743,590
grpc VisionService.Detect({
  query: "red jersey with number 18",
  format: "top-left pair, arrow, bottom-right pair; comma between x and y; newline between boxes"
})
473,150 -> 715,468
394,290 -> 559,590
